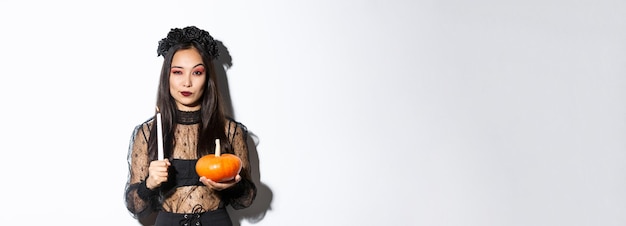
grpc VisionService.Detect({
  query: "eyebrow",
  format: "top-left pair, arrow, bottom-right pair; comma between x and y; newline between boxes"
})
171,63 -> 205,69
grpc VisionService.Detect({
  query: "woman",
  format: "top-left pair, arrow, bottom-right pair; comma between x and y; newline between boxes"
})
124,26 -> 256,226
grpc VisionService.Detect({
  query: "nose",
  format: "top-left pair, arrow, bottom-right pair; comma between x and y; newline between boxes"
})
182,75 -> 191,87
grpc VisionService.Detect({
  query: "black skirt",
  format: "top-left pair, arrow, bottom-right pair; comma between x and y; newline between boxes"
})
155,208 -> 232,226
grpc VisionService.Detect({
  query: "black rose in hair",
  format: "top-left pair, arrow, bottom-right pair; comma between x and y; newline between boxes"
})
157,26 -> 219,58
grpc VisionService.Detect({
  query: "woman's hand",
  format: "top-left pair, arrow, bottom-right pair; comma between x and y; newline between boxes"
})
146,159 -> 171,190
199,174 -> 241,191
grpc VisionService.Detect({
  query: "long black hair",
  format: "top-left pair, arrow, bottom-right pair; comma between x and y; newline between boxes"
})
147,37 -> 230,160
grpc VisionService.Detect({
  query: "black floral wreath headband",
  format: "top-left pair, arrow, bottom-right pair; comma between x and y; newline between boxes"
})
156,26 -> 219,58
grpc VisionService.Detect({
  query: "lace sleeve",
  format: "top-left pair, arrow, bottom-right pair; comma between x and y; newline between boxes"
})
221,119 -> 257,209
124,120 -> 159,218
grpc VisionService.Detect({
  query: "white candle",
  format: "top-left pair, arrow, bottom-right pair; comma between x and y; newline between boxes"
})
156,111 -> 164,160
215,139 -> 221,156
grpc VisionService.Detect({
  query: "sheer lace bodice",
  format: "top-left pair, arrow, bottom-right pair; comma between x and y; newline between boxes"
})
124,111 -> 256,218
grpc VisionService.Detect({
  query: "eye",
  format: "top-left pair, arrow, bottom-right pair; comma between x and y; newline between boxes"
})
193,68 -> 205,76
170,69 -> 183,75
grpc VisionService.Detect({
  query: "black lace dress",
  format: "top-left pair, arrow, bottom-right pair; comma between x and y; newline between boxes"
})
124,110 -> 256,223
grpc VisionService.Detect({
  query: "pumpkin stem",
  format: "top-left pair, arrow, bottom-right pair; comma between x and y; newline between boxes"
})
215,138 -> 221,156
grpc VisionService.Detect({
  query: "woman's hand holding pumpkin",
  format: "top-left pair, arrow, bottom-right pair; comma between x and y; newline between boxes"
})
199,174 -> 241,191
147,159 -> 171,190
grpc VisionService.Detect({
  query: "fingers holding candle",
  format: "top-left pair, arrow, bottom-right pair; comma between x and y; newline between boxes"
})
147,159 -> 171,190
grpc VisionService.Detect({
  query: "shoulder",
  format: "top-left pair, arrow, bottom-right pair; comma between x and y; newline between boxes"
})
139,116 -> 156,129
225,117 -> 246,129
132,117 -> 155,135
225,117 -> 248,135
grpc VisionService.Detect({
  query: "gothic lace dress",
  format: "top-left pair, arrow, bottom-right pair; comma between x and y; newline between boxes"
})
124,111 -> 256,218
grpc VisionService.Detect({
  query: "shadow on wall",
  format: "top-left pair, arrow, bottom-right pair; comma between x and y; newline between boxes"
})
215,40 -> 273,226
136,40 -> 273,226
228,132 -> 273,226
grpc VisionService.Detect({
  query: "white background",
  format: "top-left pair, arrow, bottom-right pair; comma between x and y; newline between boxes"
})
1,0 -> 625,225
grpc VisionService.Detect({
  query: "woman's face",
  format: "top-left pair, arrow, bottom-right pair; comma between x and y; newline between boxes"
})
169,47 -> 207,111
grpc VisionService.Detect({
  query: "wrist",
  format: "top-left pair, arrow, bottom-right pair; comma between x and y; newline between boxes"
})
137,180 -> 159,200
145,178 -> 155,190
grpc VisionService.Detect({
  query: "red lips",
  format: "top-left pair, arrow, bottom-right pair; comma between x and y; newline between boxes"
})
181,91 -> 192,97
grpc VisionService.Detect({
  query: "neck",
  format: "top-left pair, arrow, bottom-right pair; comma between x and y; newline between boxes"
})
176,109 -> 201,125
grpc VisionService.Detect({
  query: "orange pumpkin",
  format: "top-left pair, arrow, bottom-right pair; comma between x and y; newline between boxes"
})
196,139 -> 242,182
